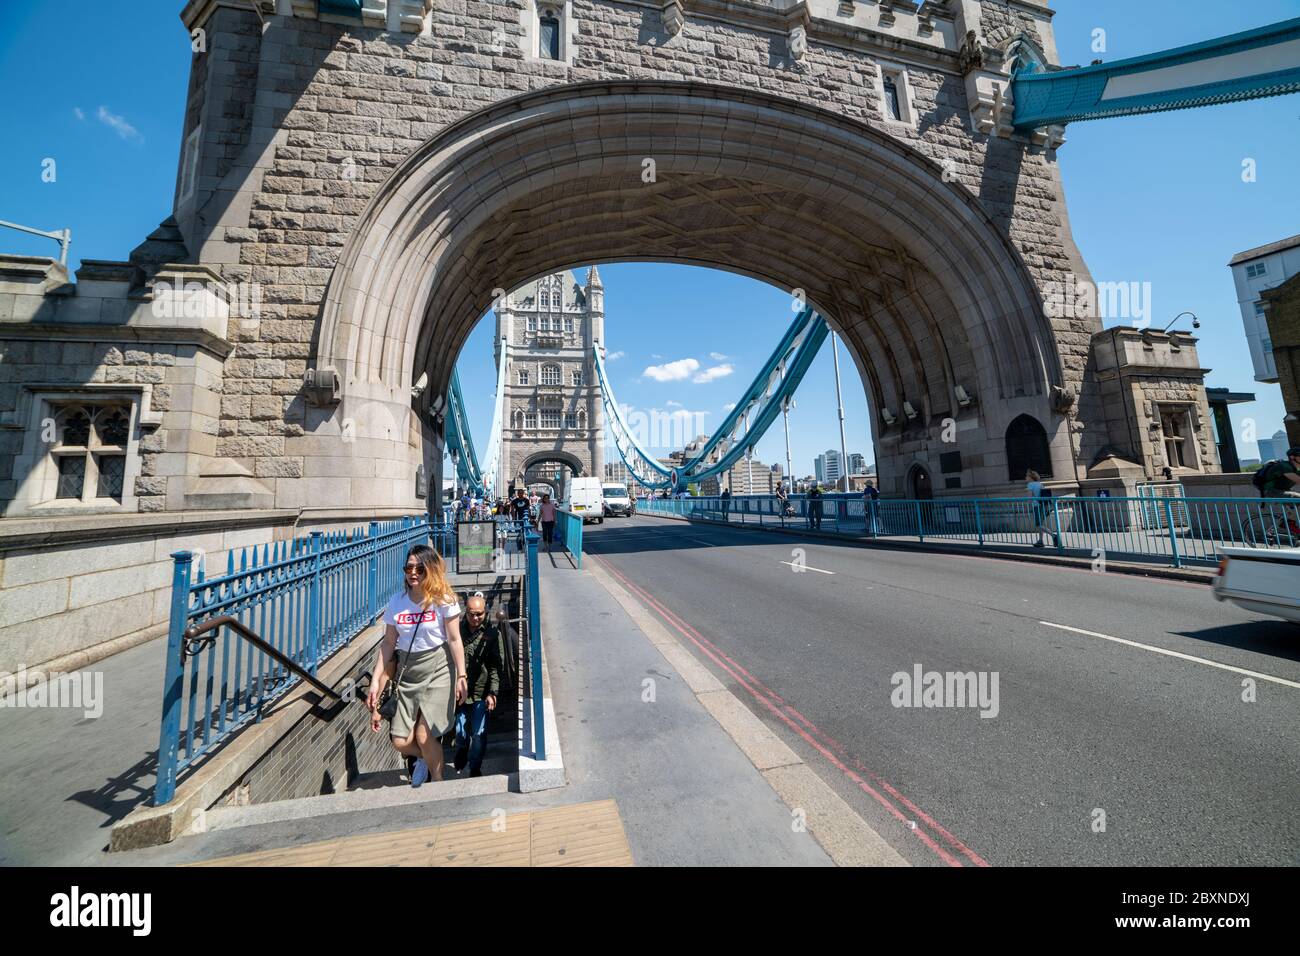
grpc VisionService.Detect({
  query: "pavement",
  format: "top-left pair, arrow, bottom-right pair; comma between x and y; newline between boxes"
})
582,514 -> 1300,867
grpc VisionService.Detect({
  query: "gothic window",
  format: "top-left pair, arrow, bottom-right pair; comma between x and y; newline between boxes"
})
541,364 -> 561,386
1159,405 -> 1199,471
565,317 -> 574,333
527,316 -> 536,332
49,401 -> 133,503
565,412 -> 578,429
883,76 -> 902,122
539,7 -> 561,61
876,62 -> 915,127
524,411 -> 537,429
540,408 -> 562,429
518,368 -> 529,386
571,370 -> 583,387
540,290 -> 549,309
1005,414 -> 1052,481
514,409 -> 524,429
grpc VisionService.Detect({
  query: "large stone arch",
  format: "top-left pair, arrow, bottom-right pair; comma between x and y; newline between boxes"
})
313,80 -> 1072,505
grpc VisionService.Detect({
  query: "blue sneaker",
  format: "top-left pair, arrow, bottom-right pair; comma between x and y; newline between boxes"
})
410,758 -> 430,787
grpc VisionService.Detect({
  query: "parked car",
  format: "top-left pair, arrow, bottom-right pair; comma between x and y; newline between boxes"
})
565,476 -> 606,524
602,483 -> 634,517
1212,546 -> 1300,624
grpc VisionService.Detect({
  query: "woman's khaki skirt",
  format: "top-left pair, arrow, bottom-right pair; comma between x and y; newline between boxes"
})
389,644 -> 455,740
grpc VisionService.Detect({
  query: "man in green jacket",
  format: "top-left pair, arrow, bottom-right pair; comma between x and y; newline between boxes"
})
453,592 -> 506,776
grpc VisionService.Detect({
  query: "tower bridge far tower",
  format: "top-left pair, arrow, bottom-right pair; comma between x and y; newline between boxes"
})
494,267 -> 606,501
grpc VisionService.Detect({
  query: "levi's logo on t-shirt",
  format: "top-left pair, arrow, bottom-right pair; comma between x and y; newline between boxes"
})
394,610 -> 438,625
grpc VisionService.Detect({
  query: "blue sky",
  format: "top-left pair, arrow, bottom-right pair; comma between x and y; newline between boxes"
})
2,1 -> 1298,476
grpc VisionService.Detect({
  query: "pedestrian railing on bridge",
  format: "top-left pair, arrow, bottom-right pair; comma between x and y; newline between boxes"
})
155,516 -> 438,805
638,494 -> 1300,569
553,507 -> 584,568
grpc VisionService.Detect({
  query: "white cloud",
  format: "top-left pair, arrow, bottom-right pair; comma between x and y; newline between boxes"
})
651,353 -> 663,359
709,352 -> 729,361
73,107 -> 85,122
692,363 -> 734,384
665,399 -> 682,407
644,358 -> 699,382
723,402 -> 737,412
606,350 -> 625,361
97,105 -> 142,142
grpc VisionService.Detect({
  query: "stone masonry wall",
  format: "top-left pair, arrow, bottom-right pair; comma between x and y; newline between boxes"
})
180,1 -> 1090,501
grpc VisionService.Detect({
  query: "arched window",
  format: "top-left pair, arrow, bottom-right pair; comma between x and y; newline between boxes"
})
1005,414 -> 1052,481
539,7 -> 561,60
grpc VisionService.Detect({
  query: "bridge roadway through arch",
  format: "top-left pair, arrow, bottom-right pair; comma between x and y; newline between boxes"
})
565,513 -> 1300,867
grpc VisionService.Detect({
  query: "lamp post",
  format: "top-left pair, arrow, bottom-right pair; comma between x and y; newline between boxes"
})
782,396 -> 794,493
831,331 -> 849,492
1161,311 -> 1200,334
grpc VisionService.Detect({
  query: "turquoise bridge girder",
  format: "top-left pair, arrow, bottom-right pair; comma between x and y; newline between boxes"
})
1012,16 -> 1300,131
595,306 -> 830,492
446,334 -> 507,499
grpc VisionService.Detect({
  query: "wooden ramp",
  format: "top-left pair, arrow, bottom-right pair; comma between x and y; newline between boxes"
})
189,799 -> 633,867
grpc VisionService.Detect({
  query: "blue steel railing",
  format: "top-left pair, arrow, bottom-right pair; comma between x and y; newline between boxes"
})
524,529 -> 546,760
155,515 -> 438,805
553,507 -> 584,568
637,494 -> 1300,569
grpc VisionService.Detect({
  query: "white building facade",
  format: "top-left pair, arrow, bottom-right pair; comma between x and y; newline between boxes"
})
1229,234 -> 1300,384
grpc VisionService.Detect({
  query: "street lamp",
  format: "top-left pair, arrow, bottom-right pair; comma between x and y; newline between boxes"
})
1161,311 -> 1200,334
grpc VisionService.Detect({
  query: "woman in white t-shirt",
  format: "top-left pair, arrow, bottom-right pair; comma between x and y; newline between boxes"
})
367,544 -> 468,785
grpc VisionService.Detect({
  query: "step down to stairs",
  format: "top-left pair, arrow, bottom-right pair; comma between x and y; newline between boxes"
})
191,771 -> 512,835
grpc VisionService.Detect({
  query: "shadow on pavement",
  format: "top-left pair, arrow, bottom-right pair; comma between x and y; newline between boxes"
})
66,750 -> 158,832
1175,621 -> 1300,664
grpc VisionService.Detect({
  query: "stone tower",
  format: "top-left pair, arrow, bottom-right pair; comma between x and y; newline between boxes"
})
494,266 -> 606,499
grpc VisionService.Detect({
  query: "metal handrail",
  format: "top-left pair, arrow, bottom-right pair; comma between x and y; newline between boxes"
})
183,615 -> 343,703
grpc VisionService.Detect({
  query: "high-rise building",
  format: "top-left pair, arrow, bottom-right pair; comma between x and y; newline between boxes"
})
1257,430 -> 1289,462
814,449 -> 843,484
847,452 -> 867,474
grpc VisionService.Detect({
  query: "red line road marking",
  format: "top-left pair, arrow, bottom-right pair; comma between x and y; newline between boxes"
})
597,556 -> 990,868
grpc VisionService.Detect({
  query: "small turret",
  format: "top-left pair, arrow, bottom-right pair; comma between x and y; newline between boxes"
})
585,264 -> 604,313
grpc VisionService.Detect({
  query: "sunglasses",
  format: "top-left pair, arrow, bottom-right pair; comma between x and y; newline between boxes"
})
403,563 -> 427,576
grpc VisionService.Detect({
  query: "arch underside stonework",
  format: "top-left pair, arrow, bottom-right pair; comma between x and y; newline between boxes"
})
317,81 -> 1079,504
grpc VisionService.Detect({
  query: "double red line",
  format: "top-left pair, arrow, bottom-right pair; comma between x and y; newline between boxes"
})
598,556 -> 990,868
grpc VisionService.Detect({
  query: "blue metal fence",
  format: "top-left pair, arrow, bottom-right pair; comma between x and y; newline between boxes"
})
154,515 -> 438,805
553,507 -> 584,568
524,530 -> 546,760
638,494 -> 1300,569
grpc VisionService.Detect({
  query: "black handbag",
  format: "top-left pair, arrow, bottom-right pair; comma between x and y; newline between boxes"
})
376,634 -> 415,722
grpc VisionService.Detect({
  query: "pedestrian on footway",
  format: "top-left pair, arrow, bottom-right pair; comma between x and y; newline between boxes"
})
808,483 -> 824,530
537,492 -> 557,549
368,545 -> 468,787
1025,470 -> 1059,549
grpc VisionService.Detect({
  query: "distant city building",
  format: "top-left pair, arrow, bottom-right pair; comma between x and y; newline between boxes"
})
847,453 -> 867,474
1229,233 -> 1300,384
1257,429 -> 1289,462
814,449 -> 843,485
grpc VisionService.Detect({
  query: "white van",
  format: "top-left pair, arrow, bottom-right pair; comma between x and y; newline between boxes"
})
602,482 -> 634,517
566,476 -> 606,523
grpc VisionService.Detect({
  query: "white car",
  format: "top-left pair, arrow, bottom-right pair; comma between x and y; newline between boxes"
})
1212,546 -> 1300,624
